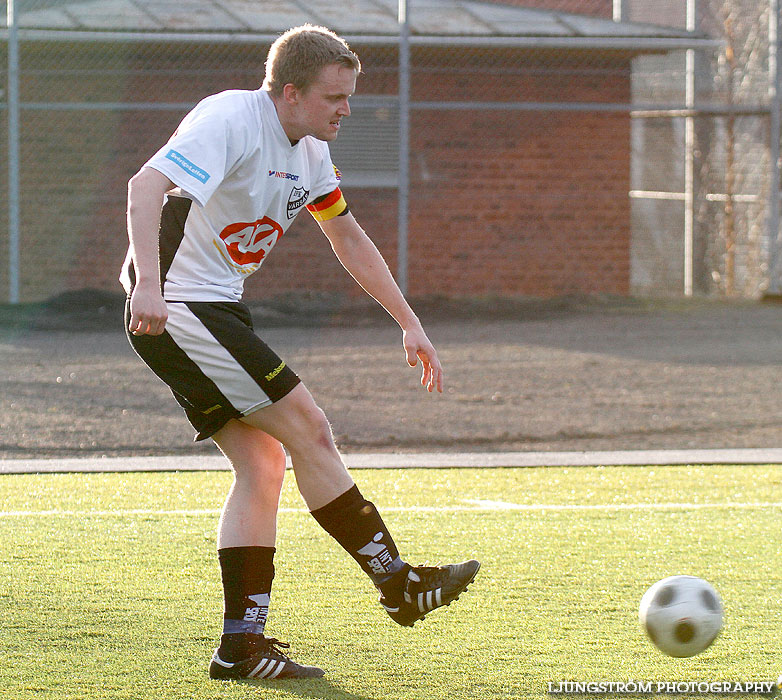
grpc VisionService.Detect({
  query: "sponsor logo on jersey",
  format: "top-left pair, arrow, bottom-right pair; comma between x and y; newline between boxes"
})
268,170 -> 300,182
165,149 -> 210,183
219,217 -> 284,266
287,186 -> 310,219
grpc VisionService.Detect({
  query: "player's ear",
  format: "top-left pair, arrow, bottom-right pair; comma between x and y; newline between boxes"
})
282,83 -> 299,105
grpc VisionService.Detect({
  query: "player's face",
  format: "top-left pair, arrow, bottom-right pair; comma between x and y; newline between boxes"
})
288,64 -> 356,142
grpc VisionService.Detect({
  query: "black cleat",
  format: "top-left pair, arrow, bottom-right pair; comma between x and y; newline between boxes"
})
209,636 -> 325,680
379,559 -> 481,627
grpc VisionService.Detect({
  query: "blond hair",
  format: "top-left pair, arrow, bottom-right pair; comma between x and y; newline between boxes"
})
264,24 -> 361,96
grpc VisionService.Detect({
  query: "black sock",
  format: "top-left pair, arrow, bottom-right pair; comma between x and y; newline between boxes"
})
218,545 -> 275,654
310,485 -> 406,584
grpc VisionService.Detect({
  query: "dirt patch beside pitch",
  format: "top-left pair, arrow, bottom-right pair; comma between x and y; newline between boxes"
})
1,294 -> 780,459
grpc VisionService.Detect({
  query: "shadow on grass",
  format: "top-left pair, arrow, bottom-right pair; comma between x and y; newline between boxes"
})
234,677 -> 378,700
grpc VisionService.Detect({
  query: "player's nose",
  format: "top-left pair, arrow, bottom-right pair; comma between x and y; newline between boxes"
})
338,98 -> 350,117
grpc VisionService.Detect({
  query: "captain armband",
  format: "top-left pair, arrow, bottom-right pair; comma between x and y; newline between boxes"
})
307,188 -> 350,222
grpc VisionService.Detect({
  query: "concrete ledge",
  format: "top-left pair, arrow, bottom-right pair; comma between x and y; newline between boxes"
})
1,448 -> 781,474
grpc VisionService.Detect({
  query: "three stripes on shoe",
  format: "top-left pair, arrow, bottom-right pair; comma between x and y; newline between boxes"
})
408,586 -> 443,612
211,653 -> 287,679
246,656 -> 286,679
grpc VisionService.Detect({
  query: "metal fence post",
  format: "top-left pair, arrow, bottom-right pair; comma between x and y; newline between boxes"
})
397,0 -> 410,296
612,0 -> 628,22
6,0 -> 20,304
769,0 -> 782,295
684,0 -> 697,296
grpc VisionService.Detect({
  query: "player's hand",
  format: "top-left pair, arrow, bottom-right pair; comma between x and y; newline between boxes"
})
403,325 -> 444,393
128,284 -> 168,336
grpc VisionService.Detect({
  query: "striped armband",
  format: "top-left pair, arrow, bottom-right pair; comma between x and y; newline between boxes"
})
307,188 -> 349,222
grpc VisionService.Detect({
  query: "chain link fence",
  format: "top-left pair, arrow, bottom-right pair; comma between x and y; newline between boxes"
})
1,0 -> 779,304
629,0 -> 779,298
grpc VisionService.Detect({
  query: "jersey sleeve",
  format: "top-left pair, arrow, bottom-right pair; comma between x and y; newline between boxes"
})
144,94 -> 247,208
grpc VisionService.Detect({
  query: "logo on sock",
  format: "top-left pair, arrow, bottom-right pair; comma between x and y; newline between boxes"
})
243,593 -> 270,627
357,532 -> 394,575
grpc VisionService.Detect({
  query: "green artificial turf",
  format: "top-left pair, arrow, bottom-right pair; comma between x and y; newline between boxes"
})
0,465 -> 780,699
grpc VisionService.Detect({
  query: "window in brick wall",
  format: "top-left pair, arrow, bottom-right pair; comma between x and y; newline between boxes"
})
327,97 -> 399,188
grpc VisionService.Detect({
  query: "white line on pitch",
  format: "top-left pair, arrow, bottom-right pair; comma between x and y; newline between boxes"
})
0,507 -> 456,517
0,508 -> 222,517
1,501 -> 782,518
463,499 -> 782,511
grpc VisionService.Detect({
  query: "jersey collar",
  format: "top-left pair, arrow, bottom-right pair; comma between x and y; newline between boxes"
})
259,89 -> 302,152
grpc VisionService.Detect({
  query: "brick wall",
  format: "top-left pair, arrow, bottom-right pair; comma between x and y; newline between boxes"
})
406,108 -> 631,297
253,48 -> 632,299
6,42 -> 632,302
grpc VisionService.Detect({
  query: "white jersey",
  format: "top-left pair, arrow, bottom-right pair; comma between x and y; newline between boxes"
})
120,88 -> 345,302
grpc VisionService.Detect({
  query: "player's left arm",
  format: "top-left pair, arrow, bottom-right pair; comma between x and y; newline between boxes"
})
318,211 -> 443,393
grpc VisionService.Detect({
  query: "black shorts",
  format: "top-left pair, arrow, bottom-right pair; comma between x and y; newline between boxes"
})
125,300 -> 301,441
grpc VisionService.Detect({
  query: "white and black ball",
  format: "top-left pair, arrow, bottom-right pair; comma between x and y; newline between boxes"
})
639,575 -> 723,657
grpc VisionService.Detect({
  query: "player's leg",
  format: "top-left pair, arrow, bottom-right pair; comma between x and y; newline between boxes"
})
240,383 -> 481,627
127,299 -> 478,634
213,419 -> 286,548
240,383 -> 405,577
125,301 -> 325,678
209,419 -> 325,679
239,383 -> 350,508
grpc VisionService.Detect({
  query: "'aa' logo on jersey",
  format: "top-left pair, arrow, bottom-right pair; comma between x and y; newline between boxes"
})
219,217 -> 283,265
287,186 -> 309,219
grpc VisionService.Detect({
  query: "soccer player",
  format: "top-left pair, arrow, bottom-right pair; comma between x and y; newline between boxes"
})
121,25 -> 479,681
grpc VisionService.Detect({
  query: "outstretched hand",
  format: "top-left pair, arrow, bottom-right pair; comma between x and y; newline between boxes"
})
403,326 -> 444,393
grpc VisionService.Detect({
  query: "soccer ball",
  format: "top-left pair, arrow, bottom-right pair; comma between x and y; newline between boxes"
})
639,575 -> 723,657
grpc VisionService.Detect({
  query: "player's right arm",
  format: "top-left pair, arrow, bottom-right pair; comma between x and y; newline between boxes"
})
126,167 -> 176,336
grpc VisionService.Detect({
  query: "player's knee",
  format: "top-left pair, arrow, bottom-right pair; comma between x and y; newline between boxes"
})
306,407 -> 336,451
261,441 -> 287,478
289,401 -> 336,453
261,459 -> 286,496
234,446 -> 286,493
218,424 -> 287,483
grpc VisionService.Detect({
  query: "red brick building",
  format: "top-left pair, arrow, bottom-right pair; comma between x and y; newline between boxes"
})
2,0 -> 709,303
